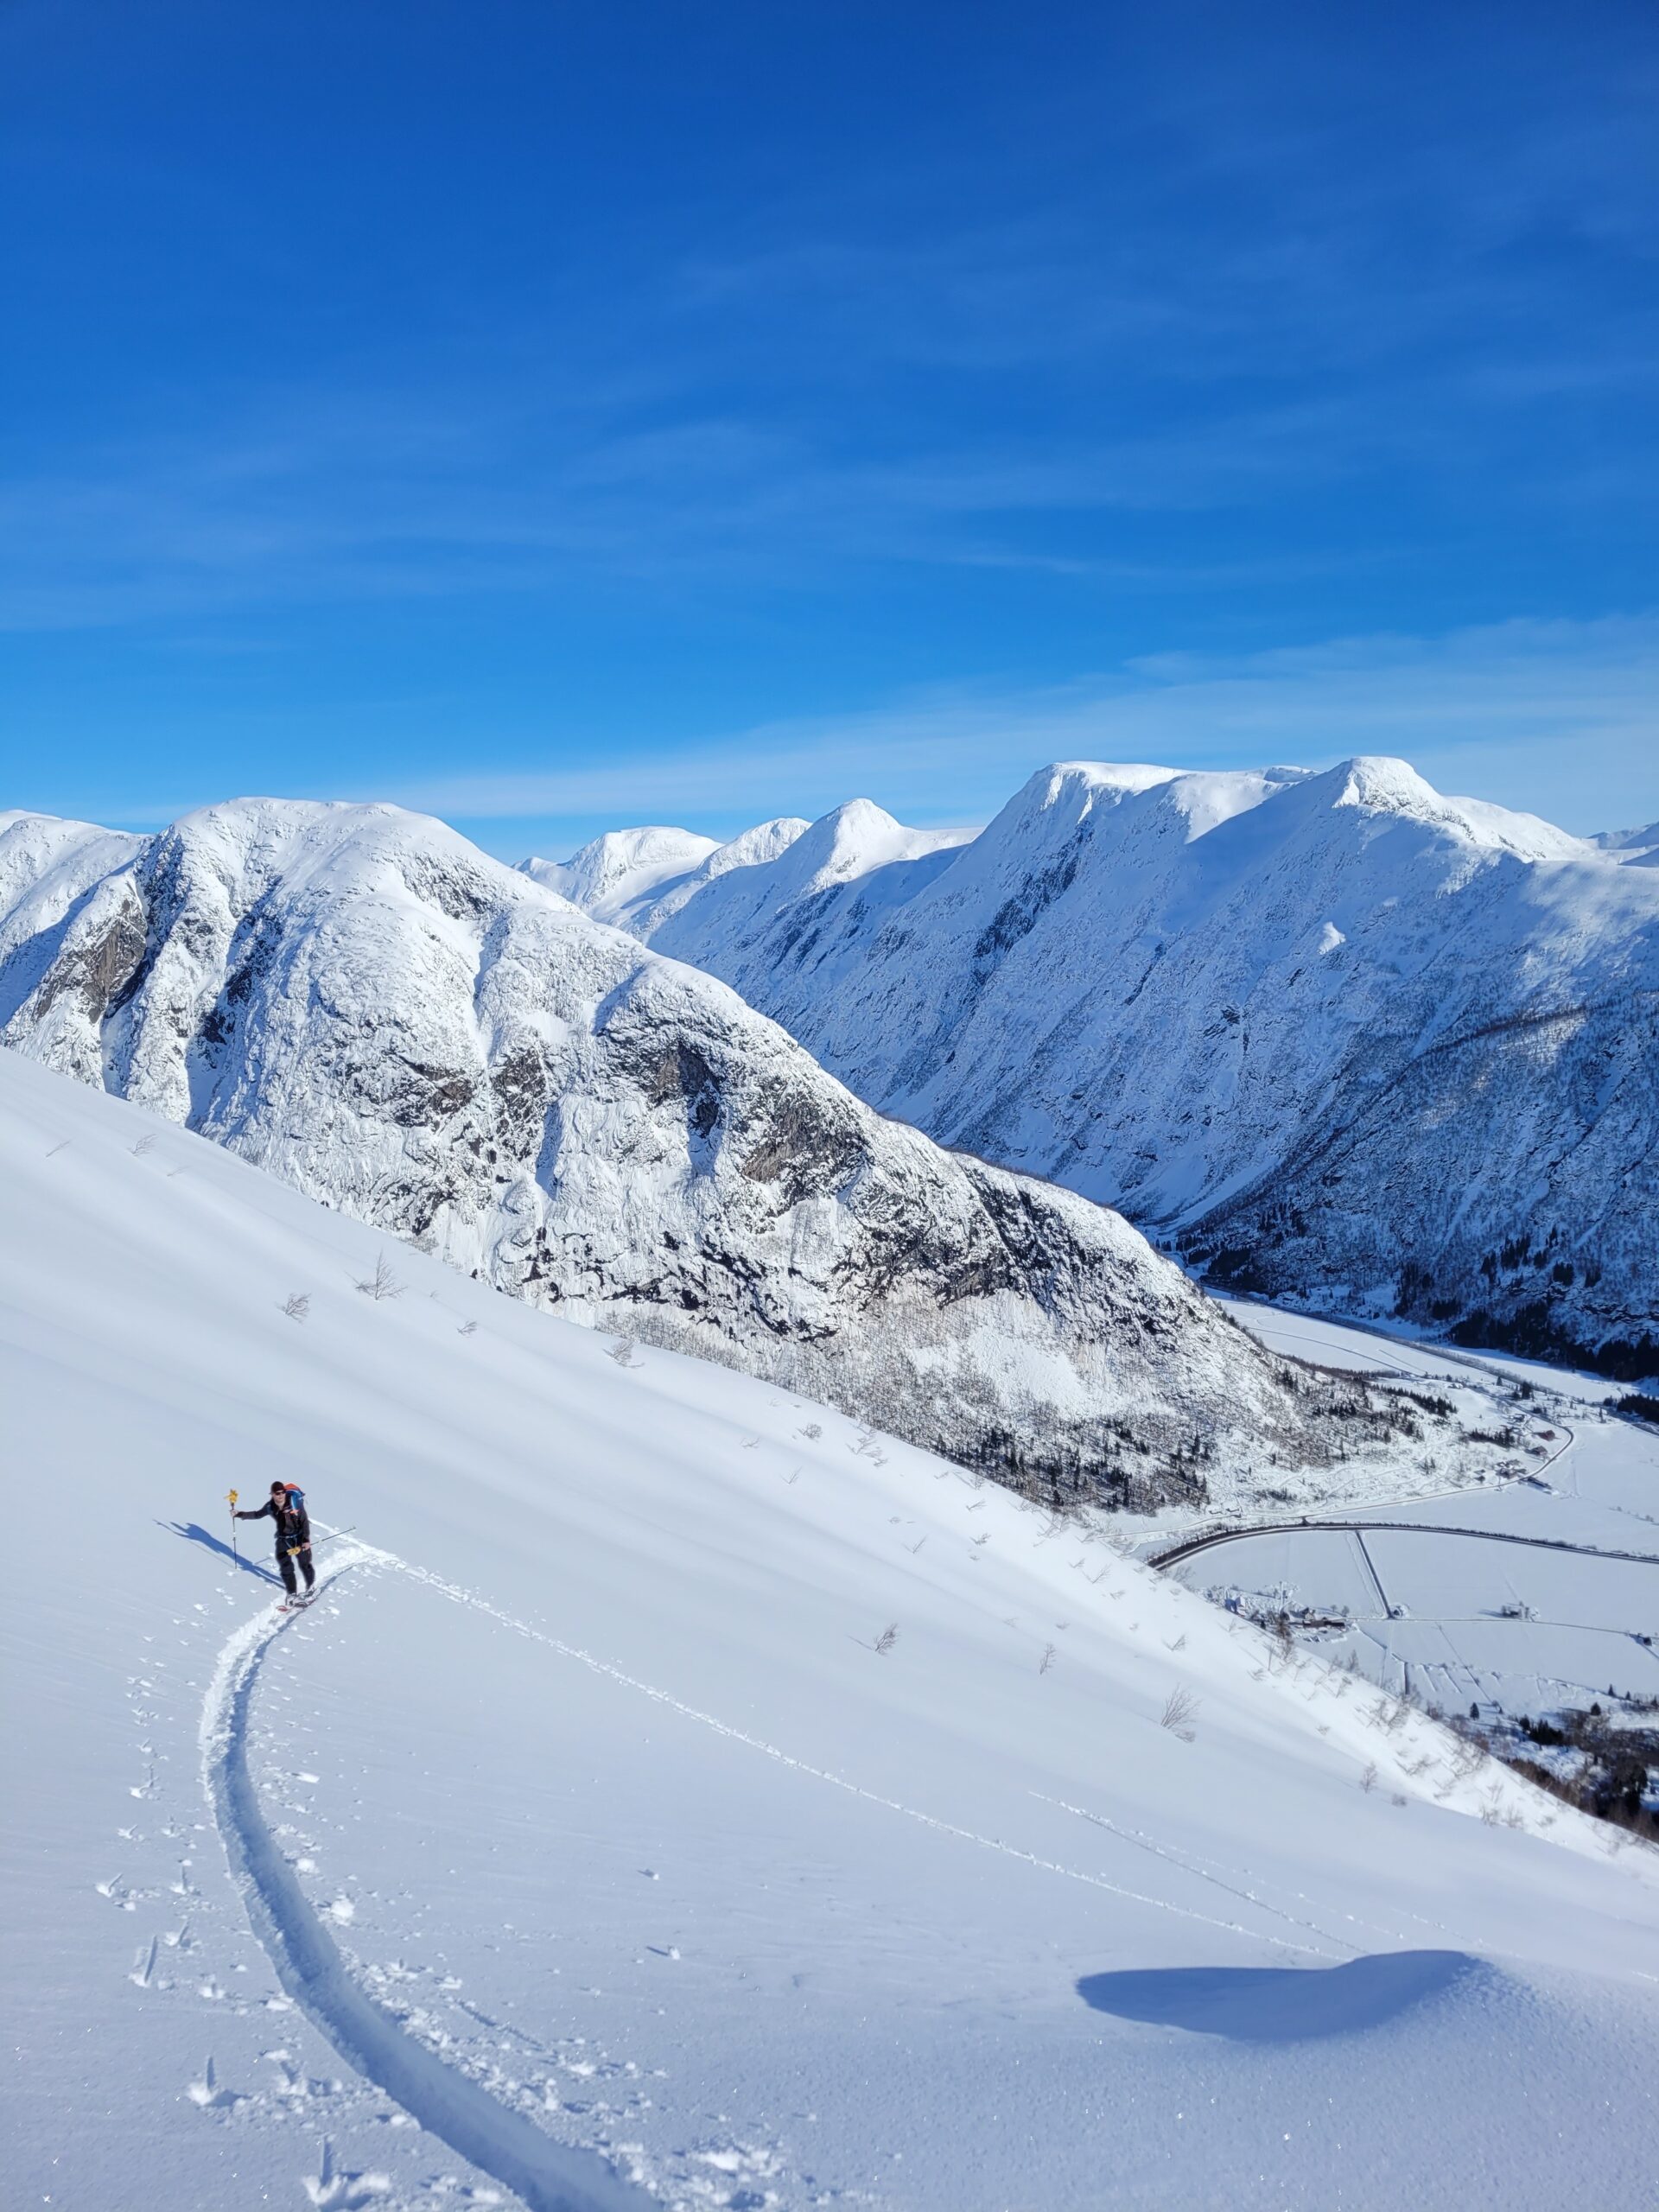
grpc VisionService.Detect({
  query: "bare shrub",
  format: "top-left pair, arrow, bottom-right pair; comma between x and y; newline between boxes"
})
873,1623 -> 899,1656
131,1133 -> 156,1157
355,1253 -> 404,1302
1359,1762 -> 1378,1793
1039,1643 -> 1058,1675
282,1294 -> 310,1322
458,1319 -> 479,1337
607,1338 -> 639,1368
1160,1687 -> 1200,1739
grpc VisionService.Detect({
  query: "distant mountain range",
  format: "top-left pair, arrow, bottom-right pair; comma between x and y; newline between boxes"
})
0,798 -> 1450,1514
529,757 -> 1659,1379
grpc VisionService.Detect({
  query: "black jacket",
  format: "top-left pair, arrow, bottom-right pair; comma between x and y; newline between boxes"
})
237,1491 -> 312,1554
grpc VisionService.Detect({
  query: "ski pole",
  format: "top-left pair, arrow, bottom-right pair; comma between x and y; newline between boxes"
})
310,1526 -> 357,1551
227,1489 -> 239,1568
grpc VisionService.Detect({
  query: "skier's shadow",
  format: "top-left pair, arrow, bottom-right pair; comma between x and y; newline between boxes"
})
162,1521 -> 282,1586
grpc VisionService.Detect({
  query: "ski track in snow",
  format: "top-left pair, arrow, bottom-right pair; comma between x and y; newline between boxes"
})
367,1539 -> 1341,1953
198,1522 -> 1516,2209
199,1546 -> 650,2212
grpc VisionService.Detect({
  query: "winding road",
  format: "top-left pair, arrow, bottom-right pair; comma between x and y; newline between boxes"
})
1148,1520 -> 1659,1572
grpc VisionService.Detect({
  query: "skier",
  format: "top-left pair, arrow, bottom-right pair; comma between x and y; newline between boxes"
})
236,1480 -> 315,1606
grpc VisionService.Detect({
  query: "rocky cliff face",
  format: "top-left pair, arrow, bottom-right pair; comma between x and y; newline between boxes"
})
0,798 -> 1455,1513
566,760 -> 1659,1380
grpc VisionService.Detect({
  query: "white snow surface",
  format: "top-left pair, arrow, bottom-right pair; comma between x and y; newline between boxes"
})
520,830 -> 721,927
6,1050 -> 1659,2212
1596,819 -> 1659,866
0,795 -> 1486,1516
524,819 -> 817,938
572,758 -> 1659,1370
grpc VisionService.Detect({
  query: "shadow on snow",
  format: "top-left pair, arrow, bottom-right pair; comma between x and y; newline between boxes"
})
162,1520 -> 282,1586
1077,1950 -> 1484,2042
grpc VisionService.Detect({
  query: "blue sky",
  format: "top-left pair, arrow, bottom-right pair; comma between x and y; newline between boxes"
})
3,0 -> 1656,856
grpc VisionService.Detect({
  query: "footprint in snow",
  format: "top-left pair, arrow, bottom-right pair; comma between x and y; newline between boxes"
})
187,2055 -> 241,2110
303,2138 -> 391,2207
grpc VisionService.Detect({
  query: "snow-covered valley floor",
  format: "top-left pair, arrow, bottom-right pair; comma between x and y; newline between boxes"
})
6,1052 -> 1659,2211
1168,1299 -> 1659,1727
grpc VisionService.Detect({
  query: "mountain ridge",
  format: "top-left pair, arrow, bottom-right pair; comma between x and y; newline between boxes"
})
547,755 -> 1659,1378
0,794 -> 1474,1516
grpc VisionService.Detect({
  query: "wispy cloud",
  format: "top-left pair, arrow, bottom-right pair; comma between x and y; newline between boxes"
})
365,612 -> 1658,845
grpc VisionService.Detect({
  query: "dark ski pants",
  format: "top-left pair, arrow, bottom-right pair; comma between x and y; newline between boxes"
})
278,1545 -> 315,1598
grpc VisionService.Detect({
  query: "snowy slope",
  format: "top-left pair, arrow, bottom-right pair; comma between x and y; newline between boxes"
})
589,760 -> 1659,1378
6,1051 -> 1659,2212
519,830 -> 721,928
523,819 -> 817,938
1597,819 -> 1659,866
0,798 -> 1468,1519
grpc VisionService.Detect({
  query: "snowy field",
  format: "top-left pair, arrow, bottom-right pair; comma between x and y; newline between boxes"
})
1170,1299 -> 1659,1722
6,1054 -> 1659,2210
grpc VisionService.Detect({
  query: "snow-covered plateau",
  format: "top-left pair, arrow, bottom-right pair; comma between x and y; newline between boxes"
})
6,1050 -> 1659,2212
0,797 -> 1515,1520
553,758 -> 1659,1380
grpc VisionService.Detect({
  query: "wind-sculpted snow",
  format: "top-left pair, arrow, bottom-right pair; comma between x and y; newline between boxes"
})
0,796 -> 1452,1514
582,759 -> 1659,1380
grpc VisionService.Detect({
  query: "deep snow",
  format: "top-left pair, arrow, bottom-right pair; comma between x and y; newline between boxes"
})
5,1052 -> 1659,2211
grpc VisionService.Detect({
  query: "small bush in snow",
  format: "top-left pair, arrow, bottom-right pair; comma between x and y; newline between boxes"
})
1160,1687 -> 1199,1739
873,1623 -> 899,1656
282,1294 -> 310,1322
607,1338 -> 639,1368
355,1253 -> 404,1302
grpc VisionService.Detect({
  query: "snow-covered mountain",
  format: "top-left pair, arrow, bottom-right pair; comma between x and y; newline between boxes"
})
1596,819 -> 1659,866
562,760 -> 1659,1380
0,797 -> 1462,1517
8,1048 -> 1659,2212
519,826 -> 721,925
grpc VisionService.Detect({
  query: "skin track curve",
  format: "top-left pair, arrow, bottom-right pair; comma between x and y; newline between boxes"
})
197,1548 -> 649,2212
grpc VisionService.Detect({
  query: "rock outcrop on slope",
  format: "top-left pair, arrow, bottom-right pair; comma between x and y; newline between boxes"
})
0,798 -> 1455,1513
565,760 -> 1659,1380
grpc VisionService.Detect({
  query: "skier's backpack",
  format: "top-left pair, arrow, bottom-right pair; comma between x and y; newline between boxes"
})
282,1484 -> 306,1517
